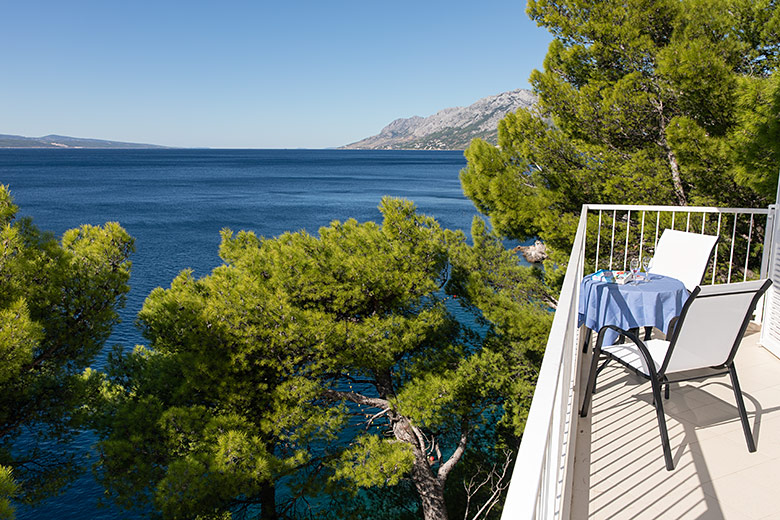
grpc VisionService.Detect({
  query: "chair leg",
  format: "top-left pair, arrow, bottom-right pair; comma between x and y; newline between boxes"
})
581,327 -> 592,353
580,344 -> 603,417
728,364 -> 756,452
595,358 -> 610,381
643,326 -> 652,340
650,378 -> 675,470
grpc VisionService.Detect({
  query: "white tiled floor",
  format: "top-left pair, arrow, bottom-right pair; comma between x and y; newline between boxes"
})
579,326 -> 780,519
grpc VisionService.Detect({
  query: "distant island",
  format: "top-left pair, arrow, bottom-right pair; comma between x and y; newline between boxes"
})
341,89 -> 536,150
0,134 -> 168,149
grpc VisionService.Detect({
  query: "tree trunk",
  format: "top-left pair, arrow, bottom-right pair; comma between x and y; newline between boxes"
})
666,146 -> 688,206
410,458 -> 449,520
326,377 -> 456,520
391,416 -> 449,520
260,481 -> 277,520
654,97 -> 688,206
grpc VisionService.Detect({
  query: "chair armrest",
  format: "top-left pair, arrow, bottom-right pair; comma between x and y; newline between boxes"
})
596,324 -> 644,348
596,324 -> 661,379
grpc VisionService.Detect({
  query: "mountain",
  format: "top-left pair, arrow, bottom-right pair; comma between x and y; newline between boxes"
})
342,89 -> 536,150
0,134 -> 168,149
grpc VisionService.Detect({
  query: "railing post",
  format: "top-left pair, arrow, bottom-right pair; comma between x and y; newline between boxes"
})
760,205 -> 775,280
757,205 -> 777,326
760,180 -> 780,354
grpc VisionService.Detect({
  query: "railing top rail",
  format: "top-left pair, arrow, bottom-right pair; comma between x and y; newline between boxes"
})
585,204 -> 771,215
501,206 -> 589,517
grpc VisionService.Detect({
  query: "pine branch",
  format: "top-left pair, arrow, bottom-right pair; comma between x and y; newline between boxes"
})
466,450 -> 513,520
320,388 -> 389,410
437,420 -> 469,482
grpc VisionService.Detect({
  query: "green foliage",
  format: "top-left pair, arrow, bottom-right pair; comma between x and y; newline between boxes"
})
331,436 -> 414,488
153,409 -> 275,519
0,185 -> 133,512
462,0 -> 780,266
0,300 -> 40,385
94,261 -> 318,517
98,197 -> 542,519
0,466 -> 17,520
316,481 -> 422,520
731,74 -> 780,197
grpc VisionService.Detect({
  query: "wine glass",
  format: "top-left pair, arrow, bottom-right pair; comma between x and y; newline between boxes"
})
629,257 -> 640,285
642,255 -> 652,281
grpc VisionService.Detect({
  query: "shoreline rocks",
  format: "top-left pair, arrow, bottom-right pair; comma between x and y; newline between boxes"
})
514,240 -> 547,263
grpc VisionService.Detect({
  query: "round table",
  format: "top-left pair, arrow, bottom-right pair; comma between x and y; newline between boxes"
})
578,273 -> 689,345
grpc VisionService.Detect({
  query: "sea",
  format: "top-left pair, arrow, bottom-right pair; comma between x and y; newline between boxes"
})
0,148 -> 496,518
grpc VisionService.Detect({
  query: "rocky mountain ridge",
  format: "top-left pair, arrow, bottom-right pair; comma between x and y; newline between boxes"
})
342,89 -> 536,150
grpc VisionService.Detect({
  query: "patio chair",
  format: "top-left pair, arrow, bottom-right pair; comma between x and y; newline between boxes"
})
579,279 -> 772,470
648,229 -> 719,292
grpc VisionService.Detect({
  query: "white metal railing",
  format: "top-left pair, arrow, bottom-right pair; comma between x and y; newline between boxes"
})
587,204 -> 774,284
501,208 -> 588,519
501,203 -> 774,519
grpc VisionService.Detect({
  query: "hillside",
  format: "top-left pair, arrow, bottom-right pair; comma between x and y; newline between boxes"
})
0,134 -> 167,149
342,89 -> 536,150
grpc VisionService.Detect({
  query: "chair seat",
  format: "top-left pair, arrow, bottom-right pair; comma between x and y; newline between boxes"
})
603,339 -> 669,376
604,337 -> 738,376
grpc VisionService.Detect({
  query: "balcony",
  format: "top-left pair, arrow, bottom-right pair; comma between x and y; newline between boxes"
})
502,204 -> 780,519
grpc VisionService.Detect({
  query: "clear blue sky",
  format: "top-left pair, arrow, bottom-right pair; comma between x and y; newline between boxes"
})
1,1 -> 552,149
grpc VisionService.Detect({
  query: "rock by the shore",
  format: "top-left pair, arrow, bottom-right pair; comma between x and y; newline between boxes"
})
514,240 -> 547,263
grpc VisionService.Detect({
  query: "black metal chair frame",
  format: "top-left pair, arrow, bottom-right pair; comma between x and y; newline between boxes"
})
579,280 -> 772,470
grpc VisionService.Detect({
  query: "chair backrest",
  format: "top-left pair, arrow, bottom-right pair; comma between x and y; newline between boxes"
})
649,229 -> 719,292
661,279 -> 772,375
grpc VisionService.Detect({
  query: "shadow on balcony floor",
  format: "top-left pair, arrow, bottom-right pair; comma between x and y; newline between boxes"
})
575,326 -> 780,520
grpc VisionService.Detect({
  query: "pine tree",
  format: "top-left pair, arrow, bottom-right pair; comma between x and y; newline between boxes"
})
0,185 -> 133,515
95,198 -> 549,520
461,0 -> 780,268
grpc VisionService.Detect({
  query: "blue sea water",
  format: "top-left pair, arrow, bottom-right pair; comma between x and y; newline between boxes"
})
0,148 -> 484,518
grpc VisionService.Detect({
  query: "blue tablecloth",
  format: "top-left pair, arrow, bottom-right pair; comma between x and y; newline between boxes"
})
578,274 -> 688,345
